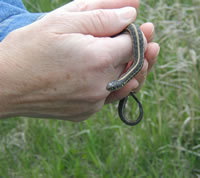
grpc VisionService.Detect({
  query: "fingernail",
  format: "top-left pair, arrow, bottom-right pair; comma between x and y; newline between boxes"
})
145,22 -> 154,41
155,43 -> 160,57
116,7 -> 136,22
149,23 -> 154,37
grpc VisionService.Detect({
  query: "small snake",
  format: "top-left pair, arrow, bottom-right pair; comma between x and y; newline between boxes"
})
106,23 -> 144,126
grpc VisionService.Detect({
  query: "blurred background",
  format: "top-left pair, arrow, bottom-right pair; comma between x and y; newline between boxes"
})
0,0 -> 199,177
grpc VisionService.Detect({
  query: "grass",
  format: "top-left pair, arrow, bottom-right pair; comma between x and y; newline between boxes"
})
0,0 -> 200,177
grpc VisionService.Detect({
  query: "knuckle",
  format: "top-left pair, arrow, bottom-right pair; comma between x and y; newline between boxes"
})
86,45 -> 113,70
93,9 -> 107,30
98,53 -> 112,69
97,49 -> 113,68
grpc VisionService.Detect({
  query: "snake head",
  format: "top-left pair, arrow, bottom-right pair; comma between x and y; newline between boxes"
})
106,80 -> 124,91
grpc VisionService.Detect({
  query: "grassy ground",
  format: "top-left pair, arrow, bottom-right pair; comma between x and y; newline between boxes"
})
0,0 -> 200,177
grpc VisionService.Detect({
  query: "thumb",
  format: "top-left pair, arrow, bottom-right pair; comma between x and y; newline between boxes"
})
55,7 -> 137,37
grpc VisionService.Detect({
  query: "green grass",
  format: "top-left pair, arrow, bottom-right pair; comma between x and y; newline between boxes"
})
0,0 -> 200,177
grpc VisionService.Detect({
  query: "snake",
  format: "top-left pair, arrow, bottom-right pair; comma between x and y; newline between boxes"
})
106,23 -> 144,126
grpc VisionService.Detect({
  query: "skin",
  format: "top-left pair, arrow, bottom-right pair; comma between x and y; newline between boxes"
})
0,0 -> 160,121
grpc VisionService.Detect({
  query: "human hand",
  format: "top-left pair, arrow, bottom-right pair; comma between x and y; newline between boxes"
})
63,0 -> 160,102
0,0 -> 159,121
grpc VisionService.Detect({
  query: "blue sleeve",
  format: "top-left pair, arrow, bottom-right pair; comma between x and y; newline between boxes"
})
0,0 -> 45,41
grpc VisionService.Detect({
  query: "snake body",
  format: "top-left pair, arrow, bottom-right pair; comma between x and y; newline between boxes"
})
106,23 -> 144,126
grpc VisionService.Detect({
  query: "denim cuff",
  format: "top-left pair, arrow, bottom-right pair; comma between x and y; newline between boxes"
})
0,12 -> 45,41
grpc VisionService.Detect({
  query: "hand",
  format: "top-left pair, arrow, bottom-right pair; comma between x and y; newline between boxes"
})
0,0 -> 159,121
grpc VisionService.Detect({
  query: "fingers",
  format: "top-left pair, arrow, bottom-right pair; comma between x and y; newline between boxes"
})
60,0 -> 139,12
97,22 -> 153,68
105,22 -> 160,103
106,42 -> 159,103
50,7 -> 137,37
